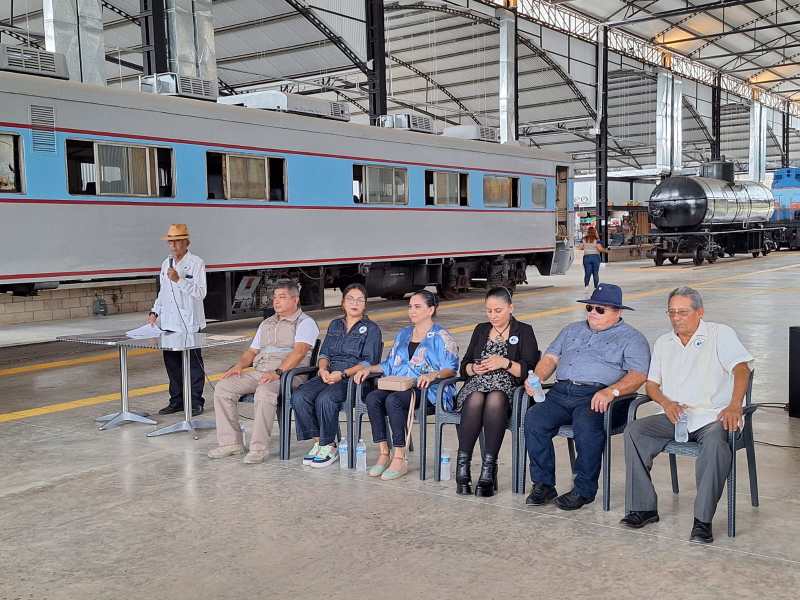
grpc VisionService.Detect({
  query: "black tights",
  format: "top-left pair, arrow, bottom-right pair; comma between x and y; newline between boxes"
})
458,390 -> 510,456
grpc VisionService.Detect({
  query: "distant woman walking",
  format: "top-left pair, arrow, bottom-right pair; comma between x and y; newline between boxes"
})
580,226 -> 606,289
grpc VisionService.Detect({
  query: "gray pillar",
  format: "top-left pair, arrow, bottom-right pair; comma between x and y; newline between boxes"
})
748,101 -> 766,182
656,71 -> 682,173
497,7 -> 517,144
43,0 -> 106,85
164,0 -> 216,80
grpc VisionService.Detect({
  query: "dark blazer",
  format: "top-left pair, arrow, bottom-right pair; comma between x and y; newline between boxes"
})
459,317 -> 540,386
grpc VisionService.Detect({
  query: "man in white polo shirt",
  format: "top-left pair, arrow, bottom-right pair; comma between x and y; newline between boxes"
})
621,286 -> 752,544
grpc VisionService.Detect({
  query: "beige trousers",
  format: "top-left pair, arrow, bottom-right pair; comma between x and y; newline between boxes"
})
213,370 -> 280,453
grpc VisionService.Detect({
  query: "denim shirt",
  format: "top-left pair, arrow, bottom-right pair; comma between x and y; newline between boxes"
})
318,317 -> 383,372
380,323 -> 460,408
546,319 -> 651,386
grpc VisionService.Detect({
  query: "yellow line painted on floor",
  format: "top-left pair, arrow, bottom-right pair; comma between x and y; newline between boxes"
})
0,289 -> 551,379
3,260 -> 799,424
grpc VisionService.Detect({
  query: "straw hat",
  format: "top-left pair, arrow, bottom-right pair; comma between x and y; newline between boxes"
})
161,224 -> 190,241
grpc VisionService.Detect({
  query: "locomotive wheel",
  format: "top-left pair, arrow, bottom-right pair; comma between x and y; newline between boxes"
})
706,255 -> 718,264
654,250 -> 665,266
693,248 -> 705,266
761,248 -> 770,256
668,256 -> 679,265
751,251 -> 760,258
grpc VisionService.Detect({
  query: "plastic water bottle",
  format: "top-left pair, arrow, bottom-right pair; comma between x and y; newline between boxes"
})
338,437 -> 349,469
440,449 -> 451,481
356,438 -> 367,472
527,370 -> 546,403
675,412 -> 689,443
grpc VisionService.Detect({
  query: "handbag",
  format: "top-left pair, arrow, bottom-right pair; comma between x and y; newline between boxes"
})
377,375 -> 418,452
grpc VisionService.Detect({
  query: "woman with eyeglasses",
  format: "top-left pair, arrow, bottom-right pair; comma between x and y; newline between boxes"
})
291,283 -> 383,468
456,287 -> 540,496
353,290 -> 459,480
579,226 -> 607,290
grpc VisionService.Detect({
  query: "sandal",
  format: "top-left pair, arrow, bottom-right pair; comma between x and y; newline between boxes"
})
381,456 -> 409,480
368,453 -> 391,477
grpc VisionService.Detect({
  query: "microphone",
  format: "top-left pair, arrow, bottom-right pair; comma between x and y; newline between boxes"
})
168,257 -> 174,269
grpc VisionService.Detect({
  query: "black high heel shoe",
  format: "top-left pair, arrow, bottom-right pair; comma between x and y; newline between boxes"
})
456,450 -> 473,495
475,454 -> 498,497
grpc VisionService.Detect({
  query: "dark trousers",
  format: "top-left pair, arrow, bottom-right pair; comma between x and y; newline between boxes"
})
583,254 -> 601,288
291,376 -> 349,446
524,381 -> 627,498
365,388 -> 434,448
163,349 -> 205,409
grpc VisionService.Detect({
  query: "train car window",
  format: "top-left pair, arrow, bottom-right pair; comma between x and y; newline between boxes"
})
459,173 -> 469,206
425,170 -> 463,206
96,143 -> 167,196
532,179 -> 547,208
483,175 -> 518,207
267,157 -> 286,201
0,133 -> 22,193
207,152 -> 225,199
227,155 -> 267,200
364,165 -> 407,205
352,165 -> 364,203
66,140 -> 97,194
156,148 -> 174,197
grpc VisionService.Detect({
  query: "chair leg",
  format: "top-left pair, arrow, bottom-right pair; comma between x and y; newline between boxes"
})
669,454 -> 679,494
728,444 -> 737,538
567,438 -> 576,472
511,423 -> 519,494
434,421 -> 443,482
602,432 -> 612,512
345,400 -> 354,469
418,405 -> 427,481
745,432 -> 759,507
282,405 -> 292,461
518,430 -> 527,494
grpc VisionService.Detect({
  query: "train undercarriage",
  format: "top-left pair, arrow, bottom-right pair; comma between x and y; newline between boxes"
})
647,227 -> 783,266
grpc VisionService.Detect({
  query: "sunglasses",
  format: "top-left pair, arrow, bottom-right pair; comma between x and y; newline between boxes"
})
585,304 -> 607,315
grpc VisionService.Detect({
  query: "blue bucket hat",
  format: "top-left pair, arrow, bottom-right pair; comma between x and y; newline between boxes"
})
576,283 -> 633,311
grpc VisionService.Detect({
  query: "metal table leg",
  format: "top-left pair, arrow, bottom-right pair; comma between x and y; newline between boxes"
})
147,349 -> 214,438
97,346 -> 156,430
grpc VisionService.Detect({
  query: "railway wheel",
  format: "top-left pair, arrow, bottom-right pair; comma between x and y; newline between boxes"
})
751,251 -> 760,258
707,254 -> 718,264
654,249 -> 665,266
693,248 -> 705,266
668,256 -> 679,265
761,248 -> 770,257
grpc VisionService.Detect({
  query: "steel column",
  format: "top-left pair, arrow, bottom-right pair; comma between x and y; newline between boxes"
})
595,26 -> 609,252
711,73 -> 722,160
365,0 -> 387,124
140,0 -> 169,76
783,108 -> 791,167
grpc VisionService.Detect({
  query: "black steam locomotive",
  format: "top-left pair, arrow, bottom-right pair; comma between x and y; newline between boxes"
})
647,162 -> 786,266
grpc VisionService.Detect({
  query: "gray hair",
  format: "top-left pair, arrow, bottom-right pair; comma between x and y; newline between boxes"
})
668,286 -> 703,310
273,280 -> 300,297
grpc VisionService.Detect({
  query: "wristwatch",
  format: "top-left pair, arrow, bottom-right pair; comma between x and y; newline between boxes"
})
610,388 -> 620,397
274,368 -> 284,377
340,371 -> 349,380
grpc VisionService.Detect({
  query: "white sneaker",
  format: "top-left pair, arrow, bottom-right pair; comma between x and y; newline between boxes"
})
310,444 -> 339,468
303,442 -> 321,466
207,444 -> 244,459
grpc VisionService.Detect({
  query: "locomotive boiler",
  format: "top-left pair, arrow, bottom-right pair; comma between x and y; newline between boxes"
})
648,162 -> 779,266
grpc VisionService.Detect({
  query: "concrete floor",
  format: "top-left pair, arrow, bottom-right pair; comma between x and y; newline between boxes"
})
1,254 -> 800,599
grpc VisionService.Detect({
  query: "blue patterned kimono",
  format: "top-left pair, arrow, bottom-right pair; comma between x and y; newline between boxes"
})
379,323 -> 460,409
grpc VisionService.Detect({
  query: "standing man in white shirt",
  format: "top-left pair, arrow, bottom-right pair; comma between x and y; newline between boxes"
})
147,224 -> 208,416
621,286 -> 753,543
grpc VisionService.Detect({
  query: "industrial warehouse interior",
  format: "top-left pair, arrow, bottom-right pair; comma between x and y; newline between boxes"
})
1,1 -> 799,598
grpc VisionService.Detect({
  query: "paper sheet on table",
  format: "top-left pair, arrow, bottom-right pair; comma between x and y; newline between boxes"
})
125,323 -> 164,339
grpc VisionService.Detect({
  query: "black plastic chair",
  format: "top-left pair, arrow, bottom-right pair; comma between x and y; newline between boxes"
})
240,339 -> 321,460
516,383 -> 637,511
432,377 -> 525,493
626,370 -> 758,537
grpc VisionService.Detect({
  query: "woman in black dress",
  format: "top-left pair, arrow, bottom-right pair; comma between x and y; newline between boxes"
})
456,287 -> 540,496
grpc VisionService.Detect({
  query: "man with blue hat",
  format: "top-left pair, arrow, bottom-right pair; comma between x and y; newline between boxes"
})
524,283 -> 651,510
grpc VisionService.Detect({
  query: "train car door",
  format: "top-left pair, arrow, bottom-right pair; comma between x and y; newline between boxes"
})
550,165 -> 574,274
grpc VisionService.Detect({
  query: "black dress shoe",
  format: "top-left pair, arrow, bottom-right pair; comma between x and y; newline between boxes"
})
690,518 -> 713,544
475,454 -> 499,498
620,510 -> 660,529
455,450 -> 473,495
525,482 -> 558,506
158,404 -> 183,415
554,489 -> 595,511
192,405 -> 204,416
